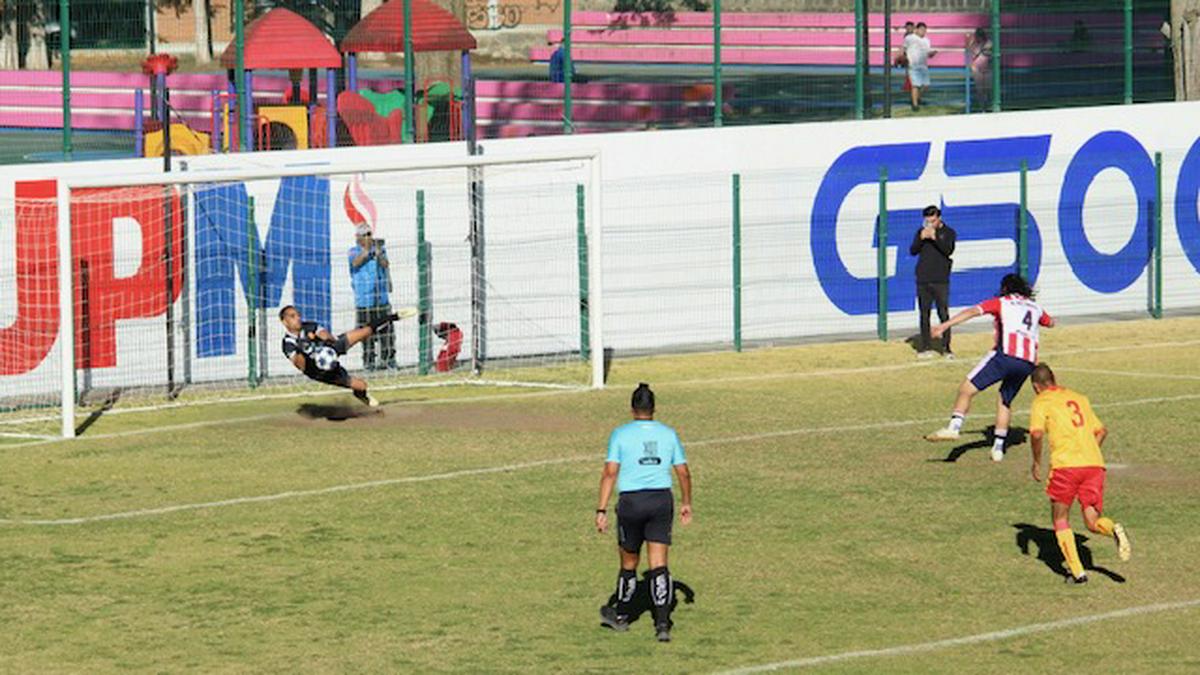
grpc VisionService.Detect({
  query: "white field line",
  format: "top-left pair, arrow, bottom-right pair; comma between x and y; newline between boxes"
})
1057,367 -> 1200,381
2,388 -> 585,451
715,598 -> 1200,674
2,391 -> 1196,527
659,339 -> 1200,388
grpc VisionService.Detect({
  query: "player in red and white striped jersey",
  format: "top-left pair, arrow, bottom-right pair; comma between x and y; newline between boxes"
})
925,274 -> 1055,461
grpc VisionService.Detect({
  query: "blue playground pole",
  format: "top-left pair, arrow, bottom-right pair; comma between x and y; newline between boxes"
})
242,71 -> 254,151
134,89 -> 145,157
347,55 -> 358,91
326,68 -> 338,148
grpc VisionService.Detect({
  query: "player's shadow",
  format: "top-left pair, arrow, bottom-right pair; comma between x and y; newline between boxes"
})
1012,523 -> 1126,583
602,578 -> 696,627
904,333 -> 950,355
933,426 -> 1027,463
296,403 -> 379,422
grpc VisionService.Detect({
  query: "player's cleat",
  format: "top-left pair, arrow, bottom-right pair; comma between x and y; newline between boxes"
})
599,606 -> 629,632
655,625 -> 671,642
944,352 -> 956,361
925,427 -> 960,442
991,447 -> 1005,462
366,394 -> 380,408
1113,523 -> 1131,561
917,351 -> 937,360
1064,573 -> 1089,585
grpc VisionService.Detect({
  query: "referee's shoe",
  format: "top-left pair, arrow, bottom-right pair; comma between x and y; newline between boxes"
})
599,605 -> 629,632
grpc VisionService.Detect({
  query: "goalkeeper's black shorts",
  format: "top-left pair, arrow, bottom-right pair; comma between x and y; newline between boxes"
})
616,489 -> 674,553
310,364 -> 353,388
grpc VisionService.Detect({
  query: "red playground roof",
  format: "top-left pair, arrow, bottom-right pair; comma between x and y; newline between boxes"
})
220,8 -> 342,70
341,0 -> 477,54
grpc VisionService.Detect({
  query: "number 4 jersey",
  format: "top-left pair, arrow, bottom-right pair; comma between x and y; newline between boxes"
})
1029,386 -> 1105,469
977,294 -> 1053,363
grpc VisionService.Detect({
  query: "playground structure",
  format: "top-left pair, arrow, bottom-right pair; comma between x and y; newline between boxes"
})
0,4 -> 476,161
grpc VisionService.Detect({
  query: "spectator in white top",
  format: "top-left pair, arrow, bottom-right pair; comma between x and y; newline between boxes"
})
904,22 -> 938,111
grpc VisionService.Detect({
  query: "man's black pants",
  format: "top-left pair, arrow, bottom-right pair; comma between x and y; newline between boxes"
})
917,281 -> 951,353
356,304 -> 395,369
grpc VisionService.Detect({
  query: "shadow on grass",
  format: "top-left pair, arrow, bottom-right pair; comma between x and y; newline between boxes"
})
930,426 -> 1028,463
602,578 -> 696,628
1013,523 -> 1126,583
75,389 -> 122,437
296,402 -> 379,422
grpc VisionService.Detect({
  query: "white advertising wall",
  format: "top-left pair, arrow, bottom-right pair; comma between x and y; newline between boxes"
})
2,100 -> 1199,400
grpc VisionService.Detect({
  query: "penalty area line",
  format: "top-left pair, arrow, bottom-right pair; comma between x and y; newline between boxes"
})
714,598 -> 1200,674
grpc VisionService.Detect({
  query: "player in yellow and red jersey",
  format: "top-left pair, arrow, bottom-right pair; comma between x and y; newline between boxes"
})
1028,363 -> 1132,584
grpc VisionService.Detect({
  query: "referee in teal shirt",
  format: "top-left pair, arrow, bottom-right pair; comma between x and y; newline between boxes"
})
595,383 -> 693,642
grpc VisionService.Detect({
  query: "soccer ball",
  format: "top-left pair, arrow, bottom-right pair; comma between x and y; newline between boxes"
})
312,344 -> 339,371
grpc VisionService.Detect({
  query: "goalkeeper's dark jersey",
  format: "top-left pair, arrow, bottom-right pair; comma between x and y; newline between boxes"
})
282,321 -> 327,380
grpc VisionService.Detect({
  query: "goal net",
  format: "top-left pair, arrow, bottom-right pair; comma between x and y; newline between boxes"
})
1,151 -> 604,440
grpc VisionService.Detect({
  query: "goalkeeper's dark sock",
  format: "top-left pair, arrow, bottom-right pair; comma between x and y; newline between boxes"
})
353,389 -> 370,404
645,566 -> 673,629
614,568 -> 637,616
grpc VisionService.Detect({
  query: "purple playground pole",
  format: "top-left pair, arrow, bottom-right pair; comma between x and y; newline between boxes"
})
462,51 -> 476,149
211,90 -> 221,152
347,54 -> 358,92
134,88 -> 145,157
326,68 -> 337,148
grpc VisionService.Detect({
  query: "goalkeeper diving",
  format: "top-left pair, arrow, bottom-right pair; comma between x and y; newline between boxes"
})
278,304 -> 416,406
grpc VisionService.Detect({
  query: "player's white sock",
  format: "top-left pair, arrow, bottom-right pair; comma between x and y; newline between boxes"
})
992,429 -> 1007,452
949,413 -> 965,432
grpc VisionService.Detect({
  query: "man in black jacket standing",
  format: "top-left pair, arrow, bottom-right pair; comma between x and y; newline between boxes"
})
910,205 -> 957,359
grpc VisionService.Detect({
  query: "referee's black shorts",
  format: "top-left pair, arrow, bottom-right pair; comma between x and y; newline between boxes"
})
616,488 -> 674,553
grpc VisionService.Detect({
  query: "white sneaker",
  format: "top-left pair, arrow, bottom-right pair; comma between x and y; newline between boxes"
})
366,394 -> 380,408
917,351 -> 937,360
991,447 -> 1005,462
925,427 -> 960,442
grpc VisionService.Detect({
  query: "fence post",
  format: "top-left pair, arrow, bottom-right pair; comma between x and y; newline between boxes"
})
563,0 -> 574,133
714,0 -> 723,127
417,190 -> 433,374
1154,151 -> 1163,318
1018,159 -> 1028,278
403,0 -> 416,143
854,0 -> 865,119
991,0 -> 1001,112
576,184 -> 590,360
234,0 -> 248,152
246,196 -> 258,388
877,167 -> 888,342
60,0 -> 72,159
732,173 -> 742,352
1124,0 -> 1134,104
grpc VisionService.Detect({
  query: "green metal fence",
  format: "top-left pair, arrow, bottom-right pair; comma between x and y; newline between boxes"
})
0,0 -> 1183,164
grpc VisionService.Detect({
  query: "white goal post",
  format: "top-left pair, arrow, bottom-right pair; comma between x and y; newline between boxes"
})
45,149 -> 605,439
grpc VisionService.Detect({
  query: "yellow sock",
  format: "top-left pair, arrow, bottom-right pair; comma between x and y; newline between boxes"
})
1094,517 -> 1115,537
1055,525 -> 1085,578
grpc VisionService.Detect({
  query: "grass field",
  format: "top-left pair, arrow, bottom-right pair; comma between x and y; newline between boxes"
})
2,317 -> 1199,672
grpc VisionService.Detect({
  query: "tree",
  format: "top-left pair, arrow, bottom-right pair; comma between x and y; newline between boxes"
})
1172,0 -> 1200,100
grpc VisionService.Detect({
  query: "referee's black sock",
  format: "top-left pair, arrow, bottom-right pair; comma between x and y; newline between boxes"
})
645,566 -> 673,629
614,569 -> 637,615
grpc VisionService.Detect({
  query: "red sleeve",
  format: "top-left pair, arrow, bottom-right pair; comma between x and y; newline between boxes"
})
977,297 -> 1001,316
1039,310 -> 1053,326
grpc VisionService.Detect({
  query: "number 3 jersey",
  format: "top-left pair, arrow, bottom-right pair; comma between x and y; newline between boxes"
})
1029,386 -> 1105,469
976,294 -> 1053,363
